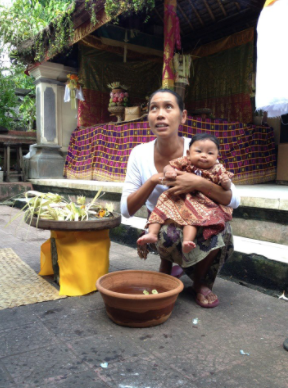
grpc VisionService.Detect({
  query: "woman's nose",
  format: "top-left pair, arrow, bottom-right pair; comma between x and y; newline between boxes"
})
157,108 -> 165,118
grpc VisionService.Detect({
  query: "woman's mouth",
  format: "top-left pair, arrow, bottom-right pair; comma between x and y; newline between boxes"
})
156,123 -> 168,131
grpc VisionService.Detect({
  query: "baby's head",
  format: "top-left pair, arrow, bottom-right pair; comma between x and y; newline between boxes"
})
188,133 -> 220,169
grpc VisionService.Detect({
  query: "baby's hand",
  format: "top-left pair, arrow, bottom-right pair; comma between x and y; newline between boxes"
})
221,176 -> 231,190
164,165 -> 177,179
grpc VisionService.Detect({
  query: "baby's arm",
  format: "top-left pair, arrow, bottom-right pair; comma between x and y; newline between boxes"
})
206,163 -> 233,190
163,164 -> 177,179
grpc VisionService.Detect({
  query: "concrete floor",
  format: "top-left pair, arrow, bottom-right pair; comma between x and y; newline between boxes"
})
0,205 -> 288,388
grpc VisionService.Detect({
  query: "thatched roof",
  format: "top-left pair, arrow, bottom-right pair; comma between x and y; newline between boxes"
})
72,0 -> 265,49
130,0 -> 265,50
19,0 -> 265,65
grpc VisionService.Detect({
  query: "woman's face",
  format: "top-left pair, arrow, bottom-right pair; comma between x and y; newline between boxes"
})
187,139 -> 219,169
148,92 -> 187,139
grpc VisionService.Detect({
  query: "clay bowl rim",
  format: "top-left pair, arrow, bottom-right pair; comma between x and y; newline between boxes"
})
96,270 -> 184,300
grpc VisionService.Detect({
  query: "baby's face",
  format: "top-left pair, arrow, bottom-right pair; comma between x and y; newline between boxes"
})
188,140 -> 219,169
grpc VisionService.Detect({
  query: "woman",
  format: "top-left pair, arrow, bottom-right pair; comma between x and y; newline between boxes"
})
121,89 -> 240,307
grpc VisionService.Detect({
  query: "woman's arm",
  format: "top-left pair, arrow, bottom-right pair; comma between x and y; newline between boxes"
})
125,173 -> 163,216
120,147 -> 163,217
164,170 -> 240,208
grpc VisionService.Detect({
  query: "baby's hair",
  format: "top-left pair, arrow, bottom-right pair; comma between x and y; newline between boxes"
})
148,89 -> 184,112
189,133 -> 220,150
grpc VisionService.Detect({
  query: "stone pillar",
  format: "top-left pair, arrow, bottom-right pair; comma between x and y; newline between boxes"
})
28,62 -> 78,178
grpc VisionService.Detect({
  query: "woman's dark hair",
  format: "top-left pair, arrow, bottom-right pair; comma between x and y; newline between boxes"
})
189,133 -> 220,150
148,89 -> 184,112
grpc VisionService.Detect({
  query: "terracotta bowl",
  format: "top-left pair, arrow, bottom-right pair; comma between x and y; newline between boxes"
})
96,270 -> 184,328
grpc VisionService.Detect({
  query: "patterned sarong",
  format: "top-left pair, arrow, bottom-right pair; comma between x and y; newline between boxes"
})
156,222 -> 234,289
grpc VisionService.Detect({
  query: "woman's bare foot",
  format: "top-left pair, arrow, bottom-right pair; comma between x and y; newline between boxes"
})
182,241 -> 196,254
193,285 -> 219,307
137,233 -> 158,246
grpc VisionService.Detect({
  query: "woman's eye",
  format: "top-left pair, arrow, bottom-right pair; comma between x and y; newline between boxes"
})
150,106 -> 157,111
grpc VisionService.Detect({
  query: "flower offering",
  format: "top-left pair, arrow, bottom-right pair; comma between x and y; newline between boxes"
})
107,81 -> 130,108
64,74 -> 85,109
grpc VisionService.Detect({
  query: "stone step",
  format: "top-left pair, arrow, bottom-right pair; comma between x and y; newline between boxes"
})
29,179 -> 288,211
0,182 -> 33,203
117,215 -> 288,293
12,179 -> 288,292
28,180 -> 288,247
233,235 -> 288,264
236,184 -> 288,210
121,215 -> 288,263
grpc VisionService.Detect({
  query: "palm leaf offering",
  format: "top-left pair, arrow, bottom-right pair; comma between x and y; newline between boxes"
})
6,189 -> 115,227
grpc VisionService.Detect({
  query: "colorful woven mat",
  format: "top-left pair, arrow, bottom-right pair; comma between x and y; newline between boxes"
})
0,248 -> 66,310
64,116 -> 276,185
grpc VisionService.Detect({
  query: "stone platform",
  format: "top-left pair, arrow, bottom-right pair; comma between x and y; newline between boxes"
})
0,182 -> 33,203
29,180 -> 288,212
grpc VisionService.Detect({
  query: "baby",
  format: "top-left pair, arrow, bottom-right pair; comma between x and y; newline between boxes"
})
137,133 -> 233,255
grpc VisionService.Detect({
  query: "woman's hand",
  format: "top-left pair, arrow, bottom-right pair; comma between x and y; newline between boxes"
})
151,172 -> 164,185
162,170 -> 232,205
162,170 -> 201,195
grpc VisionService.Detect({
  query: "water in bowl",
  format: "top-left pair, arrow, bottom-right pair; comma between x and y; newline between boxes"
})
110,285 -> 168,295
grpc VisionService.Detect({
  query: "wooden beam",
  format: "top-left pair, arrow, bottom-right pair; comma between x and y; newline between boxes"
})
216,0 -> 227,16
236,0 -> 264,10
182,7 -> 253,45
154,7 -> 164,23
177,2 -> 194,31
188,0 -> 204,26
203,0 -> 216,21
234,2 -> 241,10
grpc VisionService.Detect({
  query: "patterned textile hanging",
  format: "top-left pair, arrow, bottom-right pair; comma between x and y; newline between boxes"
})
256,0 -> 288,117
162,0 -> 181,89
64,117 -> 276,185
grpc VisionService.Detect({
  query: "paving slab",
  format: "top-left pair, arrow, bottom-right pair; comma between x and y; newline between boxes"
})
0,205 -> 288,388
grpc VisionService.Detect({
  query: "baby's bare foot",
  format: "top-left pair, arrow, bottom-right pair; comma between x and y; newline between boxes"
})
137,233 -> 158,246
182,241 -> 196,254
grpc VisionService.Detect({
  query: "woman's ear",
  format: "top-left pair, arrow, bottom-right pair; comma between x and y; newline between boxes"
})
181,109 -> 187,124
186,150 -> 190,157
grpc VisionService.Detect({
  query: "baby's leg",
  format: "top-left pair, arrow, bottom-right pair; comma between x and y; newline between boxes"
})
159,259 -> 172,275
182,225 -> 197,253
137,223 -> 160,245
